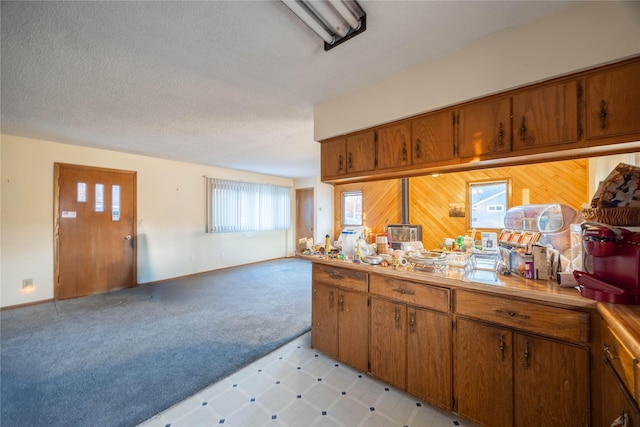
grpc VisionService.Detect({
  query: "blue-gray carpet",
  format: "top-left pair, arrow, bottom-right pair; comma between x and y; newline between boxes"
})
1,258 -> 311,427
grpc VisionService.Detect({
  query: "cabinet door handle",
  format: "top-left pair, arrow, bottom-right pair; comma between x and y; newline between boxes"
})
394,307 -> 401,328
415,139 -> 422,159
329,291 -> 334,308
600,99 -> 608,130
519,117 -> 528,142
611,411 -> 629,427
347,152 -> 353,169
603,344 -> 618,361
523,339 -> 529,368
498,122 -> 504,146
409,312 -> 416,333
392,287 -> 415,296
402,141 -> 408,162
495,309 -> 529,320
499,336 -> 505,361
338,294 -> 344,311
338,154 -> 343,172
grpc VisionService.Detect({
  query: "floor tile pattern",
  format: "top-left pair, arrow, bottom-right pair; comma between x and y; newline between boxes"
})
140,333 -> 475,427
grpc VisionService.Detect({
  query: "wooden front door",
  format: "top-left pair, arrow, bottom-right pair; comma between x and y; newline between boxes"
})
296,188 -> 314,243
54,163 -> 137,300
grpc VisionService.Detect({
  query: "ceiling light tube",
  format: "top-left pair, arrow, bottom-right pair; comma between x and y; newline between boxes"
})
303,1 -> 350,38
282,0 -> 335,44
330,0 -> 359,30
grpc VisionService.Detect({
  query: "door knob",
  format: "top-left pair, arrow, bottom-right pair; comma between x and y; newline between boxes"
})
124,235 -> 132,241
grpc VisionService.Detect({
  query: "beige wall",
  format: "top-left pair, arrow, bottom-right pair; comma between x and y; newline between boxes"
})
1,135 -> 296,308
315,1 -> 640,140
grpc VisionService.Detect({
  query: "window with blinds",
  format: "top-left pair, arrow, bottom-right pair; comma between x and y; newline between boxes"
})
206,178 -> 291,233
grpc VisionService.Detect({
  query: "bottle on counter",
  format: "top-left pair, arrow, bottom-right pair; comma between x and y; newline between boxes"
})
325,234 -> 331,253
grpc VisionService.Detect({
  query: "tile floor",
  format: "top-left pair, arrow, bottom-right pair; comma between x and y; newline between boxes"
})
139,332 -> 475,427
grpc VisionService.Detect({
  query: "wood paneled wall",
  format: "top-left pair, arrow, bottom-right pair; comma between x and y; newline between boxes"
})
333,159 -> 588,250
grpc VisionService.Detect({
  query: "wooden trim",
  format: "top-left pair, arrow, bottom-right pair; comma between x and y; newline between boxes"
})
1,298 -> 54,311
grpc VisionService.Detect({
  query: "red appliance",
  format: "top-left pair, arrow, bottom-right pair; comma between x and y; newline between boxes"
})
574,222 -> 640,304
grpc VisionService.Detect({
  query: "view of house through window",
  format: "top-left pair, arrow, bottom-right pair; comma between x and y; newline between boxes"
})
468,180 -> 509,229
342,191 -> 363,226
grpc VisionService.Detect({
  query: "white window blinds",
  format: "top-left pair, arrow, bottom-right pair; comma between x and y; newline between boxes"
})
206,178 -> 291,233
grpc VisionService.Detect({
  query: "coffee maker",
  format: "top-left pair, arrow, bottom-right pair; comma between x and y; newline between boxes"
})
574,222 -> 640,304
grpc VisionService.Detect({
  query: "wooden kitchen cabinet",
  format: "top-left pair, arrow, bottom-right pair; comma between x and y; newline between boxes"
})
585,60 -> 640,145
454,290 -> 590,427
346,131 -> 376,174
320,137 -> 347,179
376,122 -> 412,170
320,132 -> 376,180
512,79 -> 580,151
601,323 -> 640,426
454,318 -> 513,427
311,265 -> 369,372
369,275 -> 452,410
457,96 -> 512,160
411,109 -> 456,166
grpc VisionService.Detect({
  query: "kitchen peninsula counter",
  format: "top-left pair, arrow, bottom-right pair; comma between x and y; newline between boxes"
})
298,252 -> 597,309
299,251 -> 640,426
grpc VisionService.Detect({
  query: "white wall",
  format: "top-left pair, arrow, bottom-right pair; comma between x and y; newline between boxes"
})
315,1 -> 640,140
1,135 -> 296,307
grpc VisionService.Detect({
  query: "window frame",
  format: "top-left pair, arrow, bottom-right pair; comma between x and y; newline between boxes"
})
342,190 -> 363,226
467,179 -> 510,230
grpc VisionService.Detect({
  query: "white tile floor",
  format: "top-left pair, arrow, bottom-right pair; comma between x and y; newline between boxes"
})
139,332 -> 475,427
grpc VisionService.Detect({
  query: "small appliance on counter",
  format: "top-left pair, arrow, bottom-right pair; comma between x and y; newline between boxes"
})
387,224 -> 422,250
574,222 -> 640,304
338,226 -> 367,258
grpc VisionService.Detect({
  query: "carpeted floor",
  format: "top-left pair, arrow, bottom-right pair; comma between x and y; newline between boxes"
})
1,257 -> 311,427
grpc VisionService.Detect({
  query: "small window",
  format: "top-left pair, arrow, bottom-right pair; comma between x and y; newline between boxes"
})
342,191 -> 362,226
468,180 -> 509,229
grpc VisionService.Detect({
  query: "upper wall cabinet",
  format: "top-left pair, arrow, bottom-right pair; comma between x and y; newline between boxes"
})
376,123 -> 412,170
321,132 -> 377,180
512,80 -> 580,151
321,137 -> 347,179
585,61 -> 640,145
346,131 -> 377,174
319,56 -> 640,184
411,110 -> 456,166
457,97 -> 512,160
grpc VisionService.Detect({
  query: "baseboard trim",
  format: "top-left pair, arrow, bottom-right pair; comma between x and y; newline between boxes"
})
1,298 -> 54,312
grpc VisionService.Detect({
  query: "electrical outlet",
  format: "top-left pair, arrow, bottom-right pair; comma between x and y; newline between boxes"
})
22,278 -> 33,289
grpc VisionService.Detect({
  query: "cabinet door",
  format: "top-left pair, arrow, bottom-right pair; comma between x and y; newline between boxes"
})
411,110 -> 455,166
514,333 -> 589,427
321,138 -> 346,178
602,357 -> 640,427
311,283 -> 338,359
454,318 -> 513,427
376,123 -> 412,170
512,80 -> 579,150
370,298 -> 406,389
338,289 -> 369,373
458,97 -> 511,159
585,61 -> 640,142
346,132 -> 376,174
407,308 -> 452,410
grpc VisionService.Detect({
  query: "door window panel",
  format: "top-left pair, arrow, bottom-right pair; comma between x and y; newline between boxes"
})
95,183 -> 104,212
112,185 -> 120,221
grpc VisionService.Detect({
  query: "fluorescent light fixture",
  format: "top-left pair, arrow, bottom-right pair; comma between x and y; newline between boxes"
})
282,0 -> 366,51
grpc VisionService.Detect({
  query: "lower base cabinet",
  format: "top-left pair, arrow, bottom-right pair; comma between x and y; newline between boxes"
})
311,282 -> 368,372
454,317 -> 590,427
370,297 -> 452,410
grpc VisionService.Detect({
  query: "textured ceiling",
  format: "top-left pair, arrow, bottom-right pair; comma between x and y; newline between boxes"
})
1,1 -> 576,178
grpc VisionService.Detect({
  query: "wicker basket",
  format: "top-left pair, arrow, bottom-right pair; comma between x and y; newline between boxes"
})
581,207 -> 640,226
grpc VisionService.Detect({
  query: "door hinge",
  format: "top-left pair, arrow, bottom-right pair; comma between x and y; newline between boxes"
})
368,360 -> 371,371
367,297 -> 370,307
374,131 -> 378,143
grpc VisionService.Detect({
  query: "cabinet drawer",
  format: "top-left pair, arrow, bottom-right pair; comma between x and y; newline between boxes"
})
602,325 -> 638,402
312,264 -> 368,292
369,274 -> 450,313
455,290 -> 589,345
